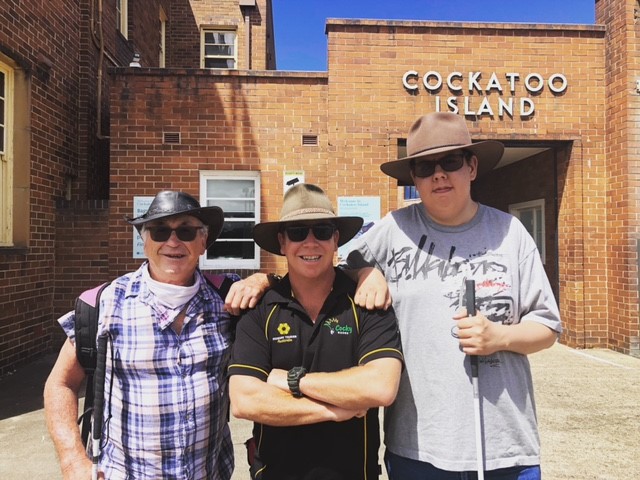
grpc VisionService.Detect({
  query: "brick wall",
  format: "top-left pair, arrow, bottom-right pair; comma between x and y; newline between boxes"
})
3,1 -> 639,374
104,18 -> 630,353
598,0 -> 640,354
52,201 -> 111,346
0,0 -> 202,373
169,0 -> 275,70
0,1 -> 83,374
108,69 -> 328,279
324,20 -> 609,350
0,0 -> 143,373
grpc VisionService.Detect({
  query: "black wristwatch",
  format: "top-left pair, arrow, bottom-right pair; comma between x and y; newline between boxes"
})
287,366 -> 307,398
267,273 -> 282,287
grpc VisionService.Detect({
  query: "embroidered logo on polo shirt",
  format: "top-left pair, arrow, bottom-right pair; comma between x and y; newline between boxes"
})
323,317 -> 353,335
277,323 -> 291,335
273,322 -> 297,344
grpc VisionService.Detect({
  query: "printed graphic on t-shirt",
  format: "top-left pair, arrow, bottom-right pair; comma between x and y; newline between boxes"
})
387,234 -> 514,326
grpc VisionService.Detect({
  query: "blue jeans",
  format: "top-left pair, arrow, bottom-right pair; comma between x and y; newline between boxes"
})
384,451 -> 541,480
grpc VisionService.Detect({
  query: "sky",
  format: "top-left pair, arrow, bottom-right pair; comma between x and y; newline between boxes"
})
271,1 -> 597,71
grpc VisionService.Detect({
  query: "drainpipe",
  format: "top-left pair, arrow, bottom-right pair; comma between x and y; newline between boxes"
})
245,14 -> 251,70
239,0 -> 256,70
90,0 -> 111,139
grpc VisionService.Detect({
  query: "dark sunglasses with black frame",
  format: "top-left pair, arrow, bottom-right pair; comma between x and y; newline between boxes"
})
145,225 -> 205,242
410,151 -> 471,178
282,223 -> 337,242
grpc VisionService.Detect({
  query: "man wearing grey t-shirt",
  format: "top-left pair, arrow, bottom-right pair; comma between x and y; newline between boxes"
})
346,113 -> 562,480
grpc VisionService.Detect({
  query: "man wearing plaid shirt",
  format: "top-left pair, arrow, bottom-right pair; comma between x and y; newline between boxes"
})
44,191 -> 271,480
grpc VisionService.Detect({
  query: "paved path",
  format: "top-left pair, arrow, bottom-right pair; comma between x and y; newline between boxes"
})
1,344 -> 638,479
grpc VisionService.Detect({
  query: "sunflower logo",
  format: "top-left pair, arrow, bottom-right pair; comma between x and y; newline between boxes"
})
277,323 -> 291,335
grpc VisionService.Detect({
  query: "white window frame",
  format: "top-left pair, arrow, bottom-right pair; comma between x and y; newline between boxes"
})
0,62 -> 13,246
200,171 -> 260,269
117,0 -> 128,38
200,29 -> 237,69
509,199 -> 545,263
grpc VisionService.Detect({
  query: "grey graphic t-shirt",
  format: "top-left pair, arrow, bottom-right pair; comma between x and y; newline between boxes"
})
346,203 -> 561,472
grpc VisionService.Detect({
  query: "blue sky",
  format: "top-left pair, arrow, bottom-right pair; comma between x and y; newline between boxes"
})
272,1 -> 597,71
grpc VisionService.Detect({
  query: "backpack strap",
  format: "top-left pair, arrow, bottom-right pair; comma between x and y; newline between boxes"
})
202,272 -> 235,301
74,282 -> 110,373
73,281 -> 110,447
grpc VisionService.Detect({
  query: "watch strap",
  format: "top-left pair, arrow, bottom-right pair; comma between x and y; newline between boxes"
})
287,366 -> 307,398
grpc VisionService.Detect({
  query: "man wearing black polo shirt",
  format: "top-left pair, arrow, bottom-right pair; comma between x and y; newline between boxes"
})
229,183 -> 403,480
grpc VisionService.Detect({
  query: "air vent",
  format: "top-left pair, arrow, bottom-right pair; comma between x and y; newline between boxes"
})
163,132 -> 181,144
302,135 -> 318,146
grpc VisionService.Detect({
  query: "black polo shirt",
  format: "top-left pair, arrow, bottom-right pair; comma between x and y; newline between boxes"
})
228,268 -> 403,480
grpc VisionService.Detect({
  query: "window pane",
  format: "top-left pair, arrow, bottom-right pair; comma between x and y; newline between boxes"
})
213,200 -> 255,218
0,71 -> 4,93
116,0 -> 122,27
535,209 -> 543,248
205,58 -> 235,69
207,240 -> 256,260
204,32 -> 235,47
0,98 -> 4,125
404,186 -> 419,200
218,221 -> 254,239
205,45 -> 233,56
519,209 -> 534,234
213,33 -> 231,45
207,179 -> 255,198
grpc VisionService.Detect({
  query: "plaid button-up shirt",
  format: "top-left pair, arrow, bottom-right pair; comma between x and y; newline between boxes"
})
59,263 -> 236,480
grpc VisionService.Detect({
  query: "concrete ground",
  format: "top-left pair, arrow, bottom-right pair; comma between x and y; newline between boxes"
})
0,343 -> 638,479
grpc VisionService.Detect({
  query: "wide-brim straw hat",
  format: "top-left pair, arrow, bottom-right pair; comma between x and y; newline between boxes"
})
381,112 -> 505,186
126,190 -> 224,242
253,183 -> 364,256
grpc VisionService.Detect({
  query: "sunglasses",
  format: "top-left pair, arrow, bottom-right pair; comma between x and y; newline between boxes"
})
283,224 -> 336,242
411,153 -> 468,178
145,225 -> 204,242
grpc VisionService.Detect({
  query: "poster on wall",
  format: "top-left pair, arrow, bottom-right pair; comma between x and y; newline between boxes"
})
337,196 -> 380,261
132,196 -> 154,258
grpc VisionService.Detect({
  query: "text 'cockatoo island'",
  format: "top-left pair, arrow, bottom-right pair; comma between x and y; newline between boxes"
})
402,71 -> 568,117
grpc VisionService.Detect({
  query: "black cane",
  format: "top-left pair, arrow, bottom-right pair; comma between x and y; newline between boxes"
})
92,333 -> 108,480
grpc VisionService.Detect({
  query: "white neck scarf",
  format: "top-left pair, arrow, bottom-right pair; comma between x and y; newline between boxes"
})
143,266 -> 201,310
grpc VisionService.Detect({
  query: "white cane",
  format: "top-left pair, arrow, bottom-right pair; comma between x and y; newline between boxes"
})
465,279 -> 484,480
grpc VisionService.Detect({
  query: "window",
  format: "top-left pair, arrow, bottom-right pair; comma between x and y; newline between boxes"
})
159,7 -> 167,68
117,0 -> 128,38
397,138 -> 421,200
509,199 -> 546,262
200,171 -> 260,269
201,30 -> 237,69
0,62 -> 13,245
404,186 -> 420,200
